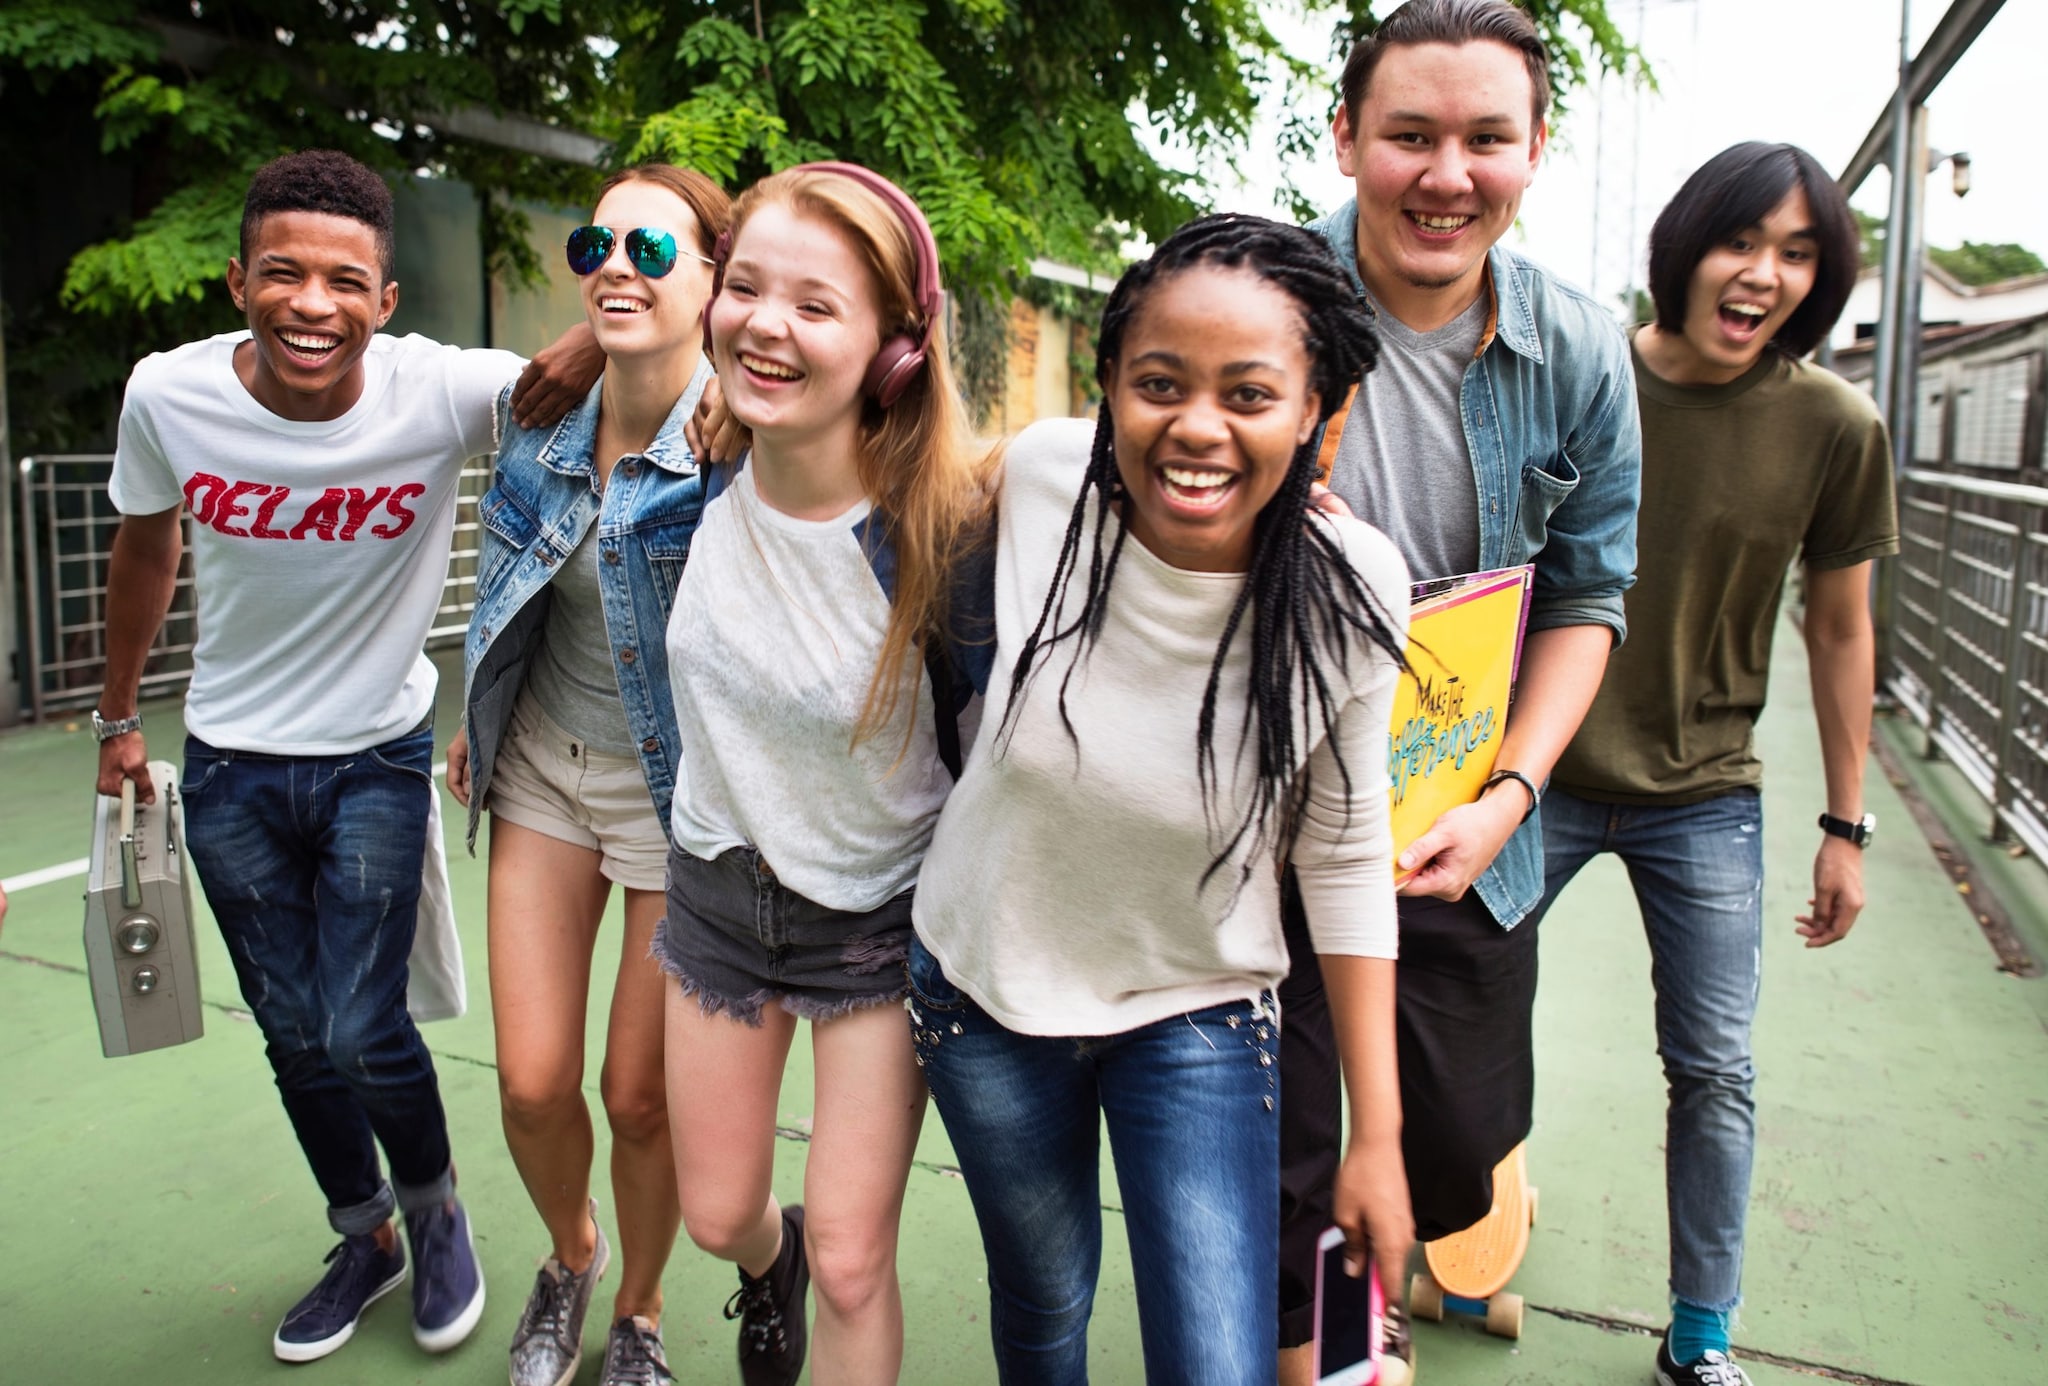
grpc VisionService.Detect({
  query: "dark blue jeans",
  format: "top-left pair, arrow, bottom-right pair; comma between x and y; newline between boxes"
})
181,728 -> 454,1235
908,937 -> 1280,1386
1532,787 -> 1764,1312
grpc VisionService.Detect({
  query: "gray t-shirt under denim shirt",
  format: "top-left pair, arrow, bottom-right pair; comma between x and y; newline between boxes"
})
1327,291 -> 1487,583
522,518 -> 636,754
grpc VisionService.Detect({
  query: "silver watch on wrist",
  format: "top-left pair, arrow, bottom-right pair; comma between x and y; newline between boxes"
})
91,710 -> 144,742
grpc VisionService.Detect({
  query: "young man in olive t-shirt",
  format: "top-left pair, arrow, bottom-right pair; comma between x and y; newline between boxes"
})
1532,143 -> 1898,1386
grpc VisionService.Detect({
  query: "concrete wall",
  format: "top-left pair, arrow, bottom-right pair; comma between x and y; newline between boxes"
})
984,298 -> 1091,436
489,201 -> 590,358
387,177 -> 489,348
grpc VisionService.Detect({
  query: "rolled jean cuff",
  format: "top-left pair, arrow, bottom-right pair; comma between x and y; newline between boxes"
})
329,1182 -> 397,1236
393,1166 -> 457,1216
1673,1290 -> 1744,1316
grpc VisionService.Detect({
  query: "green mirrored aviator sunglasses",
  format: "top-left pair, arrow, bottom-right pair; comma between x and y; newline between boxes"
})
565,225 -> 713,279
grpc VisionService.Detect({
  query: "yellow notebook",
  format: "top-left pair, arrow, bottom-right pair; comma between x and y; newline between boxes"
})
1387,566 -> 1535,867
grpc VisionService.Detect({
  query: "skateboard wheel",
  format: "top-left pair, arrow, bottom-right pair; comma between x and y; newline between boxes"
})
1486,1291 -> 1525,1339
1527,1185 -> 1540,1228
1410,1272 -> 1444,1322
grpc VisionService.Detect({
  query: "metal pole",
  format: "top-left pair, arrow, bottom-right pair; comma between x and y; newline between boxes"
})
1620,0 -> 1647,324
1924,491 -> 1956,758
1872,0 -> 1915,438
18,457 -> 45,724
0,253 -> 17,727
1992,522 -> 2031,841
1590,69 -> 1606,304
1894,105 -> 1933,476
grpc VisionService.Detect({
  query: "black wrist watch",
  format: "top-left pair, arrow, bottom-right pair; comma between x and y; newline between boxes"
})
1817,811 -> 1876,848
1482,768 -> 1541,824
91,710 -> 144,742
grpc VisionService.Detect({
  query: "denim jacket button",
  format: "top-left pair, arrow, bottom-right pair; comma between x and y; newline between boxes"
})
603,548 -> 621,565
620,647 -> 637,664
537,549 -> 555,566
625,460 -> 641,477
642,737 -> 659,753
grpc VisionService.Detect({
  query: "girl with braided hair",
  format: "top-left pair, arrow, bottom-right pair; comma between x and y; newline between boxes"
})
908,213 -> 1414,1382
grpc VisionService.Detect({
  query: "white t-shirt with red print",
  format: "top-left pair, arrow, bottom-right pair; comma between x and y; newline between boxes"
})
111,331 -> 523,755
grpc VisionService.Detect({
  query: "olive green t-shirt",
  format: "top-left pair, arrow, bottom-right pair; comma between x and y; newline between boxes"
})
1553,337 -> 1899,804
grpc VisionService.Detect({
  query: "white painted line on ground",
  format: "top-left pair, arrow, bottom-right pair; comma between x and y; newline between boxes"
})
2,859 -> 91,893
1,761 -> 451,894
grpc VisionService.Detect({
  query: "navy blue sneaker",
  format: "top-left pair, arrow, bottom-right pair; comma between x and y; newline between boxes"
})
406,1198 -> 487,1352
272,1232 -> 408,1362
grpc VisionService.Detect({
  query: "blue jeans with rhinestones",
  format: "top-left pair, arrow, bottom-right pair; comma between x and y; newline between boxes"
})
907,935 -> 1280,1385
1531,787 -> 1764,1313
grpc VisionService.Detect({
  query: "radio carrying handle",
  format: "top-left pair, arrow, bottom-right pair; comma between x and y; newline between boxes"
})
118,777 -> 141,911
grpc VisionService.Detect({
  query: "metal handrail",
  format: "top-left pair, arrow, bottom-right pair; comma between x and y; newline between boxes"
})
1888,468 -> 2048,860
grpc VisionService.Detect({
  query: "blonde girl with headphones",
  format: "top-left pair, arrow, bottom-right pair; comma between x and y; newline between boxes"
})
654,164 -> 988,1386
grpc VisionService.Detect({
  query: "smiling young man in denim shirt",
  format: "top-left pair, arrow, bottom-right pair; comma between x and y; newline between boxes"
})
1274,3 -> 1641,1381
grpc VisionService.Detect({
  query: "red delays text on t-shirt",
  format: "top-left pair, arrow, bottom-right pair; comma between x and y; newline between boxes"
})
181,472 -> 426,541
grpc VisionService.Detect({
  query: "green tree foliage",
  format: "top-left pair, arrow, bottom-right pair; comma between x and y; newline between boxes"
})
1928,241 -> 2048,287
1852,211 -> 2041,286
621,1 -> 1644,294
1856,208 -> 1886,270
3,0 -> 1639,451
0,0 -> 613,451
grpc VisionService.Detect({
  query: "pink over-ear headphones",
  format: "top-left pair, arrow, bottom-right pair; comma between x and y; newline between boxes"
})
699,161 -> 946,410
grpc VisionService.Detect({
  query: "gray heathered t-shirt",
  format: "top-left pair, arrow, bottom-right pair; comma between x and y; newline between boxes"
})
523,519 -> 635,754
1327,293 -> 1487,583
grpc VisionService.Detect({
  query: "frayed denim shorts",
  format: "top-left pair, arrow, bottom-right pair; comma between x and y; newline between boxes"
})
653,843 -> 913,1025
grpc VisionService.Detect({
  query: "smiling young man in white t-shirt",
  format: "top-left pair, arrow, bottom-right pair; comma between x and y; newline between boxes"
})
94,149 -> 594,1364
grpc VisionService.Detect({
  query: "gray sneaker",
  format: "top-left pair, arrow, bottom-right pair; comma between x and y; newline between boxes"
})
598,1315 -> 673,1385
509,1202 -> 611,1386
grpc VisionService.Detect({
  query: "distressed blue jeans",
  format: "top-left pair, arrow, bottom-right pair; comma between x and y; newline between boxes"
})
1531,787 -> 1763,1312
181,728 -> 454,1235
907,937 -> 1279,1385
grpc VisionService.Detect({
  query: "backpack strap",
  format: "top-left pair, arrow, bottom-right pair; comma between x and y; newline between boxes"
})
1315,382 -> 1359,486
924,636 -> 962,779
855,507 -> 997,782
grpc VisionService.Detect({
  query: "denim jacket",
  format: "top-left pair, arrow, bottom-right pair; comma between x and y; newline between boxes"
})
1310,201 -> 1643,928
460,366 -> 712,853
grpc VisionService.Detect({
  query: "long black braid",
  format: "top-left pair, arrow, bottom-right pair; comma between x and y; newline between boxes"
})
997,213 -> 1406,893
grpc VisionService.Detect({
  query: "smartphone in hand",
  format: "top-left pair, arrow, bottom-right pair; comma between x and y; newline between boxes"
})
1313,1225 -> 1384,1386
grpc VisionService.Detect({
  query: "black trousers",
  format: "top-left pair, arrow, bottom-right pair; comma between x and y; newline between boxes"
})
1275,872 -> 1539,1347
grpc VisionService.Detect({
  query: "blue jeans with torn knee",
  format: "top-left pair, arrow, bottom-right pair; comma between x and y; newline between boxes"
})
180,727 -> 454,1235
907,936 -> 1279,1385
1532,787 -> 1763,1312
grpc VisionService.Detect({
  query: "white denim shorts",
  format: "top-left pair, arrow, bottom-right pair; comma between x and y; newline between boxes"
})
485,691 -> 669,892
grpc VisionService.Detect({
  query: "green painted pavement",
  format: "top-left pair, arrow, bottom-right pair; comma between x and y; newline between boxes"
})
2,628 -> 2043,1384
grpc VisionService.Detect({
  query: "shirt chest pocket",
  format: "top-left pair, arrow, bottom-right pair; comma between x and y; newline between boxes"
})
476,484 -> 544,592
640,519 -> 698,625
1514,450 -> 1581,557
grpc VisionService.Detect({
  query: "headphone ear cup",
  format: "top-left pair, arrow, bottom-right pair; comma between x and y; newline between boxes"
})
864,334 -> 927,408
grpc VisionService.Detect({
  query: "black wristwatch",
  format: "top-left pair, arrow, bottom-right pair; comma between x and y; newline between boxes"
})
1817,811 -> 1876,848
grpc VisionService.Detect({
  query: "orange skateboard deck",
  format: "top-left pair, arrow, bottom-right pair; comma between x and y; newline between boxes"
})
1410,1142 -> 1537,1338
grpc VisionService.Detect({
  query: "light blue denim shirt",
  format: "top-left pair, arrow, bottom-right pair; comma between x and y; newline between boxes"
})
460,365 -> 712,852
1310,200 -> 1643,928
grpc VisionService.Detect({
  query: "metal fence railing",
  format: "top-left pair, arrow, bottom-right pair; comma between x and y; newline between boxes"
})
16,454 -> 490,723
1888,467 -> 2048,858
